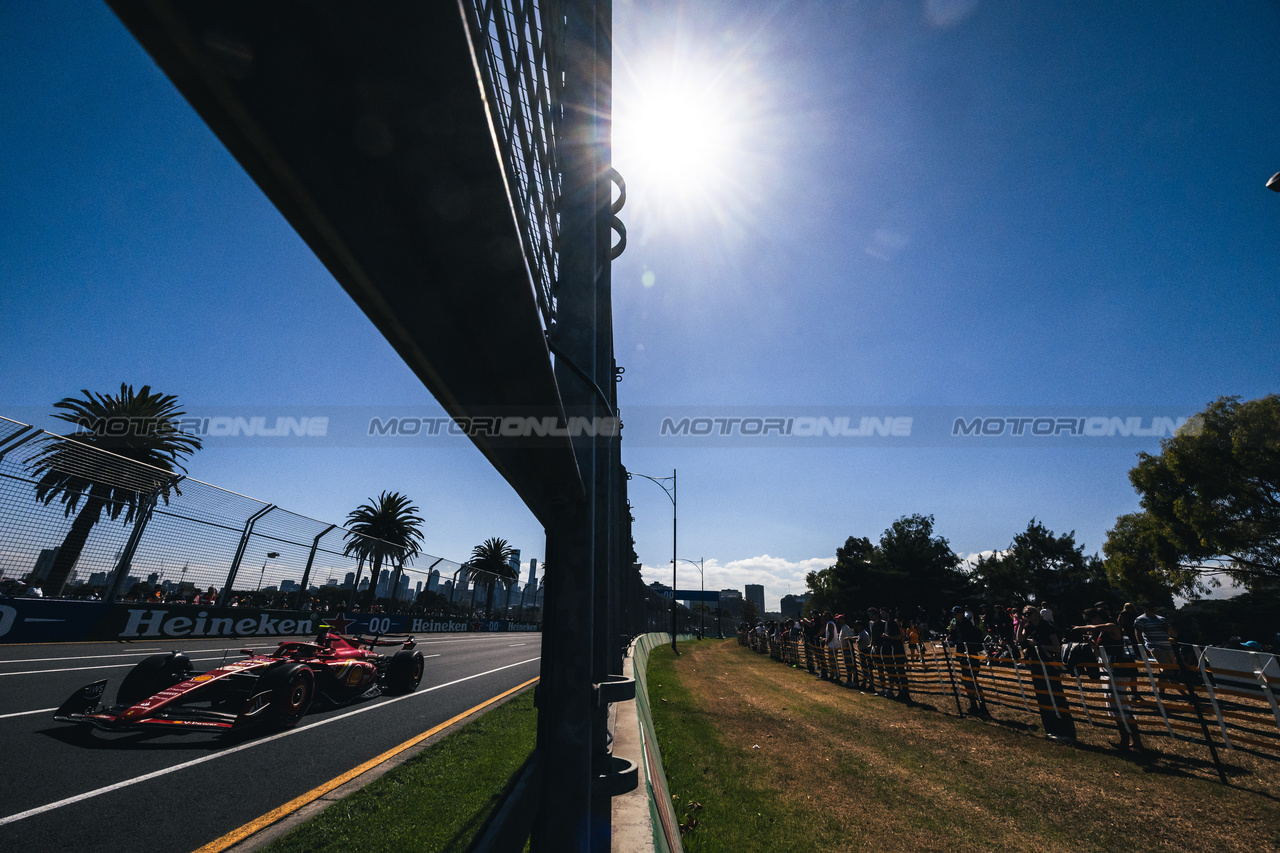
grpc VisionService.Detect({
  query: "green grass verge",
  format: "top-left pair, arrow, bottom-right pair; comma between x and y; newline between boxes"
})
260,690 -> 536,853
649,641 -> 1280,853
648,646 -> 823,852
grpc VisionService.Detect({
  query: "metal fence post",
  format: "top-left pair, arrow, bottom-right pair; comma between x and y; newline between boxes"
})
104,478 -> 178,603
221,504 -> 275,605
0,425 -> 38,464
296,523 -> 336,608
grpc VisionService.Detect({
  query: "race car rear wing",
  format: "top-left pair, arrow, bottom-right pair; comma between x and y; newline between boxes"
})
353,633 -> 417,650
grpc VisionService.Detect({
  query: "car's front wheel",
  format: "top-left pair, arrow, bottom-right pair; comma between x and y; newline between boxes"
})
386,650 -> 424,694
261,663 -> 314,729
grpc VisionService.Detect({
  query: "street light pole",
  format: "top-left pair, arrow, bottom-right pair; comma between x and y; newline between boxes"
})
678,557 -> 704,639
257,551 -> 280,592
629,468 -> 678,653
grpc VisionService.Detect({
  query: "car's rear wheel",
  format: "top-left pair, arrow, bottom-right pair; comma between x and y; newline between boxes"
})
386,650 -> 424,694
261,663 -> 314,729
117,653 -> 193,707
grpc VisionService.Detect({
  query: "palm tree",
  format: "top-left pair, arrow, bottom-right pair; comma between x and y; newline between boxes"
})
342,491 -> 424,608
469,537 -> 518,616
31,384 -> 201,596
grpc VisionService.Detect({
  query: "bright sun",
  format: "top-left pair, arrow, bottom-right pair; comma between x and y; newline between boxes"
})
617,83 -> 736,192
613,55 -> 752,210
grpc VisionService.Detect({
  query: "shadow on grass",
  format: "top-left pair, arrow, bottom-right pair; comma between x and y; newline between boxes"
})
432,794 -> 503,853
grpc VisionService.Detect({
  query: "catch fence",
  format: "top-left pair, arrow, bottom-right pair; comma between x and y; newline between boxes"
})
0,416 -> 541,616
739,627 -> 1280,774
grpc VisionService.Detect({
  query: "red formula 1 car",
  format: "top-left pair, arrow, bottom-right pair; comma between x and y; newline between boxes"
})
54,631 -> 425,733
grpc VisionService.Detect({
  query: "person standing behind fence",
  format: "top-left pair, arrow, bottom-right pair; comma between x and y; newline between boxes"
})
866,607 -> 886,694
1078,606 -> 1143,751
856,616 -> 875,691
879,608 -> 912,703
1119,602 -> 1138,657
905,621 -> 921,662
822,612 -> 840,681
1018,605 -> 1076,742
948,606 -> 989,717
803,615 -> 821,675
836,614 -> 857,688
1133,601 -> 1176,668
1133,601 -> 1185,696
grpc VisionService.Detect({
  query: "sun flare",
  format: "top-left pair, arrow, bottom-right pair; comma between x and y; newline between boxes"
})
617,81 -> 737,192
613,48 -> 766,229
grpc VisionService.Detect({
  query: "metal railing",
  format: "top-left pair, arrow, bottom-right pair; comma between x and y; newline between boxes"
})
0,416 -> 491,612
465,0 -> 564,330
739,628 -> 1280,776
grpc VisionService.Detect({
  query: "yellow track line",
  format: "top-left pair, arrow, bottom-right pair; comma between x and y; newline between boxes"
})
194,676 -> 540,853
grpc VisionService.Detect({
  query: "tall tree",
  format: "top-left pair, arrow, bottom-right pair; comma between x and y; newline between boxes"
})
31,384 -> 201,595
1102,512 -> 1186,603
976,519 -> 1111,620
469,537 -> 518,615
343,491 -> 425,607
871,514 -> 965,611
806,535 -> 875,615
1105,395 -> 1280,596
807,517 -> 966,614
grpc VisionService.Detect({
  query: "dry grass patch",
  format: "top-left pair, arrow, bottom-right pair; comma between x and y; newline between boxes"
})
649,640 -> 1280,853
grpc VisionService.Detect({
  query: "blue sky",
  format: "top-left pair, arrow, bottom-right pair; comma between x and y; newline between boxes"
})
2,1 -> 1278,609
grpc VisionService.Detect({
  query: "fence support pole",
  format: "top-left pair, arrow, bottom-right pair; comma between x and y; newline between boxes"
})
0,426 -> 38,463
222,504 -> 275,605
940,641 -> 965,716
105,480 -> 175,603
296,524 -> 336,609
1181,646 -> 1229,783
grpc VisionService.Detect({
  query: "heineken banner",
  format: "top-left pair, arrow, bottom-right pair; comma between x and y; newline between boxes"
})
0,598 -> 539,644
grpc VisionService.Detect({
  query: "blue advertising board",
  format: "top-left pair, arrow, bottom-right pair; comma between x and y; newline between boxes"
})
0,597 -> 540,643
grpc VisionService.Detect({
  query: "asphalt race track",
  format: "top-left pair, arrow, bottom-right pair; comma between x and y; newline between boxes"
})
0,632 -> 541,852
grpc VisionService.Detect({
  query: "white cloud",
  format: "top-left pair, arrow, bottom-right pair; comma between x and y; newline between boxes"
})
640,553 -> 834,612
957,549 -> 1006,572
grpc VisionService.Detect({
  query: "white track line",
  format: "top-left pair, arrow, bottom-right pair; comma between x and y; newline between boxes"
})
0,650 -> 165,664
0,655 -> 540,827
0,644 -> 282,669
0,707 -> 58,720
0,654 -> 266,678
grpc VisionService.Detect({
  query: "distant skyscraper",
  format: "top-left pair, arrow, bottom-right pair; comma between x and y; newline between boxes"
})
719,588 -> 743,620
780,593 -> 808,619
31,548 -> 59,582
745,584 -> 765,617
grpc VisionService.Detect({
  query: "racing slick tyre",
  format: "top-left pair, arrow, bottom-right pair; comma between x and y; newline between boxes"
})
117,653 -> 193,707
386,650 -> 425,695
261,663 -> 315,729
